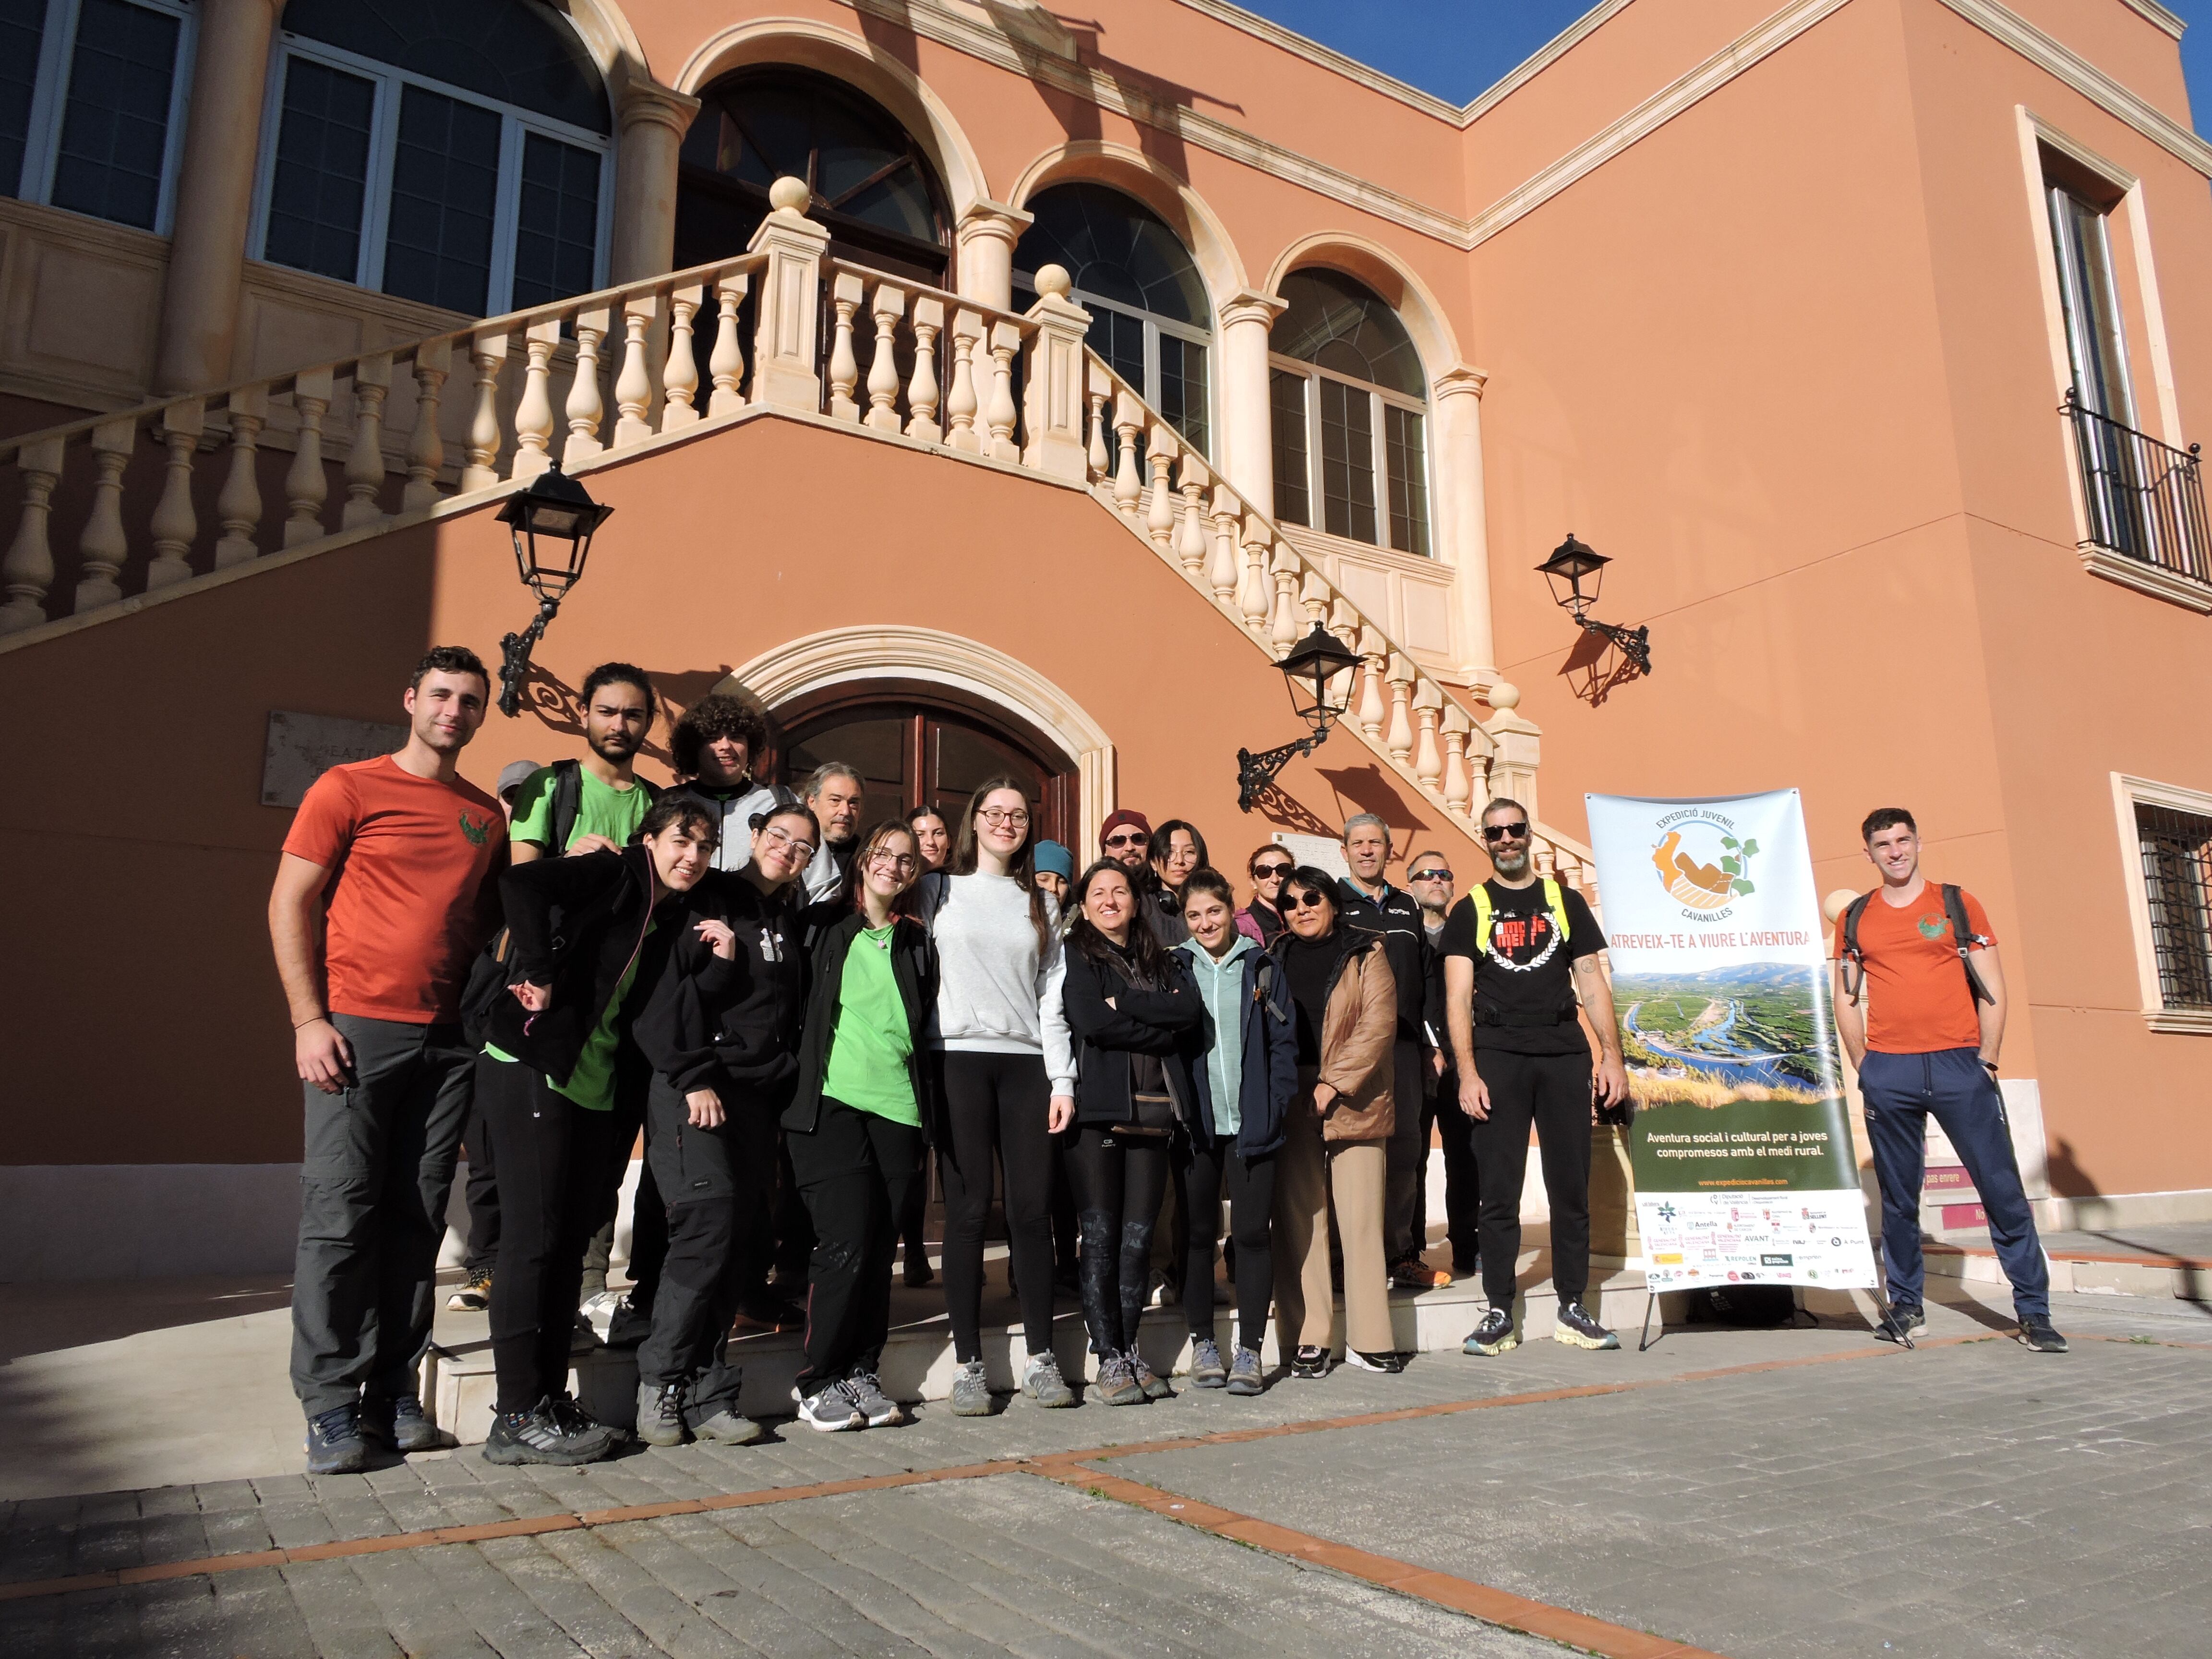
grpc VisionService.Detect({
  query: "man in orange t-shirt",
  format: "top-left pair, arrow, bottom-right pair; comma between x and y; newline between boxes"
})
1832,807 -> 2062,1354
268,647 -> 509,1472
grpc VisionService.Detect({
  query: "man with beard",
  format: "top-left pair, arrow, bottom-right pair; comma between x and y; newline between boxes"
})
800,763 -> 866,903
1441,798 -> 1628,1357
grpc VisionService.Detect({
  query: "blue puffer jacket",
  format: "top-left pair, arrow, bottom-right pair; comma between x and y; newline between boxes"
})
1176,937 -> 1298,1158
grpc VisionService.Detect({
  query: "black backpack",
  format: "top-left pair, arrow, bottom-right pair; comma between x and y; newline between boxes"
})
541,757 -> 661,852
1686,1285 -> 1804,1328
1839,883 -> 1993,1006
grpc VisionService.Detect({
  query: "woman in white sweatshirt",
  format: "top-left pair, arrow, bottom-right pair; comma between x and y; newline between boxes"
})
926,776 -> 1078,1415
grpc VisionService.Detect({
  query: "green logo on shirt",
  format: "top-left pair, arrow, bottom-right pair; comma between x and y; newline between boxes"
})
459,811 -> 492,846
1918,914 -> 1949,940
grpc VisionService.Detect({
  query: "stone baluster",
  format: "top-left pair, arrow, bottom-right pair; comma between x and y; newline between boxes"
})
1238,514 -> 1272,633
662,285 -> 703,430
945,309 -> 982,453
1111,386 -> 1143,517
865,279 -> 907,434
1357,630 -> 1388,740
216,387 -> 268,565
1206,483 -> 1240,602
1383,654 -> 1415,763
905,295 -> 943,443
563,311 -> 606,464
0,436 -> 63,632
510,325 -> 558,482
1174,453 -> 1209,578
1145,425 -> 1177,549
404,343 -> 451,512
75,418 -> 135,611
1085,361 -> 1111,481
985,321 -> 1021,461
146,401 -> 204,589
708,274 -> 749,414
827,270 -> 864,421
1412,682 -> 1444,792
1299,567 -> 1330,628
1327,599 -> 1362,716
460,333 -> 508,490
1482,680 -> 1541,827
1269,548 -> 1301,651
613,298 -> 658,445
284,369 -> 333,548
1441,704 -> 1475,813
343,356 -> 392,523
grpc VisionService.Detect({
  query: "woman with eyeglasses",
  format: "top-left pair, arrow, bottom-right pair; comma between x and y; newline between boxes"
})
1268,866 -> 1403,1377
625,803 -> 819,1448
781,820 -> 938,1431
926,776 -> 1079,1414
1237,846 -> 1294,946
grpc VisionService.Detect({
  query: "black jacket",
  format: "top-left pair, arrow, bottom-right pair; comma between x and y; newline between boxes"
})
786,911 -> 939,1139
488,846 -> 666,1086
1336,877 -> 1436,1049
1144,876 -> 1191,948
1060,940 -> 1203,1130
629,869 -> 806,1098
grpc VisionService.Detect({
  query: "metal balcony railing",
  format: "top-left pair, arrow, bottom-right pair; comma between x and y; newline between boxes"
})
2063,390 -> 2212,586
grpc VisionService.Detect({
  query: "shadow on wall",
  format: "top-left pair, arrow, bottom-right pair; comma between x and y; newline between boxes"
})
2046,1136 -> 2102,1200
513,661 -> 737,776
1250,781 -> 1337,838
1559,626 -> 1645,708
1316,765 -> 1433,842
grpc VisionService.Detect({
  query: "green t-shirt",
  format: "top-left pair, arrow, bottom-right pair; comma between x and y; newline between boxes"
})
819,924 -> 918,1125
509,764 -> 651,854
482,921 -> 652,1113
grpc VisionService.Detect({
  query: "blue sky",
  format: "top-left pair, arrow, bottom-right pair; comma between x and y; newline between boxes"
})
1237,0 -> 2211,127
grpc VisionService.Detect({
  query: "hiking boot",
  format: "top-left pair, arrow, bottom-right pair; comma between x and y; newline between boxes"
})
1463,1308 -> 1519,1356
1342,1347 -> 1407,1373
1130,1351 -> 1173,1400
303,1402 -> 367,1475
1226,1345 -> 1265,1395
604,1295 -> 654,1349
845,1372 -> 902,1428
1878,1303 -> 1927,1344
1093,1354 -> 1146,1405
1554,1301 -> 1620,1350
691,1407 -> 766,1445
2018,1315 -> 2069,1354
796,1381 -> 863,1432
635,1381 -> 687,1446
1289,1344 -> 1330,1379
1188,1336 -> 1227,1388
1022,1353 -> 1076,1409
1391,1256 -> 1452,1291
482,1397 -> 617,1466
446,1270 -> 491,1312
949,1359 -> 994,1417
360,1392 -> 445,1453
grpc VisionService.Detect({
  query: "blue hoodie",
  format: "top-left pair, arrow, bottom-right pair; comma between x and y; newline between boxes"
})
1175,934 -> 1298,1157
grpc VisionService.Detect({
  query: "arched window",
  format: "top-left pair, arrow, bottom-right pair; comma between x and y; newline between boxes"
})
1013,183 -> 1211,457
0,0 -> 198,234
675,67 -> 949,284
1269,267 -> 1430,557
251,0 -> 612,315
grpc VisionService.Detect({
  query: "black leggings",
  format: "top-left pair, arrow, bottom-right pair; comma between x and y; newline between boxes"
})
1064,1125 -> 1170,1357
476,1057 -> 618,1415
1176,1141 -> 1276,1352
936,1050 -> 1059,1361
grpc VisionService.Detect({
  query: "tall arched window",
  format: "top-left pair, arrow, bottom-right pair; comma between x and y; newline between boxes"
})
1014,183 -> 1212,456
1270,267 -> 1430,557
251,0 -> 612,315
675,67 -> 949,284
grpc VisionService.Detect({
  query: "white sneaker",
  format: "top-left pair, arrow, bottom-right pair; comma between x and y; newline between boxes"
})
796,1381 -> 863,1432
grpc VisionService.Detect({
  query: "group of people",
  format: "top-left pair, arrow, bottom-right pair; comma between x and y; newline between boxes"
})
271,645 -> 2060,1477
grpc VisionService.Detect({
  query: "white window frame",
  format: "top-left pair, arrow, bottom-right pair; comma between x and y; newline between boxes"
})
15,0 -> 196,236
2110,771 -> 2212,1035
1268,351 -> 1431,558
248,29 -> 613,316
1016,267 -> 1214,460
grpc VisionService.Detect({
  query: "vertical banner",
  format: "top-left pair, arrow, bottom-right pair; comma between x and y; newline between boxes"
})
1585,790 -> 1877,1292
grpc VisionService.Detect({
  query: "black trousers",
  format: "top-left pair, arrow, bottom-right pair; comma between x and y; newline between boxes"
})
636,1078 -> 778,1423
936,1051 -> 1059,1360
1175,1138 -> 1275,1352
461,1094 -> 499,1281
477,1058 -> 619,1414
1419,1068 -> 1481,1271
1065,1125 -> 1170,1357
1471,1047 -> 1593,1309
579,1062 -> 666,1305
1382,1037 -> 1427,1262
790,1097 -> 925,1393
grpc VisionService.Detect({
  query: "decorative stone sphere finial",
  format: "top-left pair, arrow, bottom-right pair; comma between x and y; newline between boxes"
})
1035,264 -> 1072,300
1822,889 -> 1861,925
769,176 -> 810,213
1487,680 -> 1520,713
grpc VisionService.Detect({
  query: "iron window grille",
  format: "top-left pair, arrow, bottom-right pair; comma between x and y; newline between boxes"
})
2136,801 -> 2212,1010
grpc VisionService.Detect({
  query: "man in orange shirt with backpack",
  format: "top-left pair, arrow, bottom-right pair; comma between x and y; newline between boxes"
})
1833,807 -> 2064,1354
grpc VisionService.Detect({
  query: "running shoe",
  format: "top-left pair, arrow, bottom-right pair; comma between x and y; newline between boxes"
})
482,1396 -> 617,1466
949,1359 -> 994,1417
845,1372 -> 902,1427
1187,1336 -> 1227,1388
1022,1353 -> 1076,1408
446,1270 -> 491,1312
303,1402 -> 367,1475
1289,1344 -> 1330,1378
1877,1303 -> 1927,1343
2018,1315 -> 2069,1354
1130,1351 -> 1174,1399
1553,1301 -> 1620,1350
1342,1347 -> 1407,1373
1463,1308 -> 1519,1356
1093,1354 -> 1146,1405
797,1381 -> 864,1432
1391,1257 -> 1453,1291
359,1393 -> 445,1454
1226,1345 -> 1265,1395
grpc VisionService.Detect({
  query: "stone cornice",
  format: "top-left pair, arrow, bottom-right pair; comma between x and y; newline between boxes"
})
614,80 -> 700,136
2116,0 -> 2185,42
1219,287 -> 1287,326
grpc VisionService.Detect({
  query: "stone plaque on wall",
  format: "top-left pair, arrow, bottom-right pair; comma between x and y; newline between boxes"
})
1271,832 -> 1350,878
262,711 -> 406,808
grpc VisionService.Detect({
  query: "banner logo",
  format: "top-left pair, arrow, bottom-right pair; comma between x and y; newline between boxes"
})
1650,816 -> 1758,917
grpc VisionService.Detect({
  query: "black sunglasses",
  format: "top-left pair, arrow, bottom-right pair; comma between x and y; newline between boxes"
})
1282,890 -> 1331,912
1482,822 -> 1531,843
1252,862 -> 1294,879
1408,867 -> 1452,882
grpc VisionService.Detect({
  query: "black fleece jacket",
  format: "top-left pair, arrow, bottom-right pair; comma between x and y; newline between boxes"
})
487,846 -> 667,1086
1060,940 -> 1203,1130
629,868 -> 807,1098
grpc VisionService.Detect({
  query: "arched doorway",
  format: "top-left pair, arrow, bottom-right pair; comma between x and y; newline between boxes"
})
772,680 -> 1077,847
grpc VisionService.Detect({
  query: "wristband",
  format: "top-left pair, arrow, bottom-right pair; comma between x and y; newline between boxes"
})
294,1014 -> 329,1030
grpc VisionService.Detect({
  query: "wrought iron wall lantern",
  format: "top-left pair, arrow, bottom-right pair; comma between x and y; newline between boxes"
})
1236,622 -> 1363,811
1537,533 -> 1651,680
494,462 -> 615,717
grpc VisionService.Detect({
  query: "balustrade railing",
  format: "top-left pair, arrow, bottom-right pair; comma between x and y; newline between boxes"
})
2063,391 -> 2212,588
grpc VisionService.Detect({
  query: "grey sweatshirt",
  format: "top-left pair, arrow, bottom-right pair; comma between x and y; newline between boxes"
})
927,872 -> 1075,1092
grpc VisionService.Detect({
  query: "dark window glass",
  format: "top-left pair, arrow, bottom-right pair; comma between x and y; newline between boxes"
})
264,58 -> 377,283
2138,803 -> 2212,1010
381,84 -> 499,313
1090,305 -> 1145,389
1159,333 -> 1208,457
1271,367 -> 1310,527
1384,403 -> 1429,556
284,0 -> 609,134
1273,266 -> 1425,399
2047,183 -> 2131,424
49,0 -> 179,230
0,0 -> 45,198
511,130 -> 600,307
1013,182 -> 1211,327
1319,377 -> 1377,544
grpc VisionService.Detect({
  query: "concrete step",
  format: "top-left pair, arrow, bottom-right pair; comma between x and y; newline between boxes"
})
1925,1240 -> 2212,1301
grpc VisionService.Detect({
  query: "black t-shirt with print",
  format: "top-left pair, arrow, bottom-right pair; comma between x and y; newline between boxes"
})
1439,879 -> 1606,1056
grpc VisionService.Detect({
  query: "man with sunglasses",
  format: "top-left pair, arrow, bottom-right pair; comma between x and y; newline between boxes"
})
1441,798 -> 1627,1354
1407,851 -> 1480,1279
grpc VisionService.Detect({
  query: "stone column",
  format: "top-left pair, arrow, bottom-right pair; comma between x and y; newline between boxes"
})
1217,288 -> 1286,514
608,81 -> 699,284
1433,363 -> 1498,689
953,200 -> 1033,311
153,0 -> 283,394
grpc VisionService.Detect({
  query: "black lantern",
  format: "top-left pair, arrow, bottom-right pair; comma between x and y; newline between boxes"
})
1237,622 -> 1362,812
494,462 -> 614,717
1536,532 -> 1650,681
